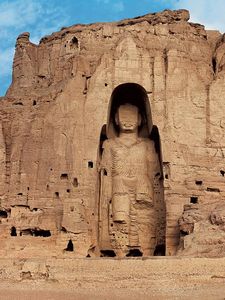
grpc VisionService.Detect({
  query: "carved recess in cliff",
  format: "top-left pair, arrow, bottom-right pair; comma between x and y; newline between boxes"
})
98,83 -> 165,257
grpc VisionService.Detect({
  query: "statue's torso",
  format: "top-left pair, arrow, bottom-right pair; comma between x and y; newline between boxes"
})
107,137 -> 156,196
111,138 -> 148,177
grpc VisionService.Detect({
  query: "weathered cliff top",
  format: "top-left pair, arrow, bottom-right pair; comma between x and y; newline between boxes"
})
14,9 -> 194,46
38,9 -> 190,43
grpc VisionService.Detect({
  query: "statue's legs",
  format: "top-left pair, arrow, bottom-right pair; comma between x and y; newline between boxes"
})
112,193 -> 130,223
111,193 -> 129,255
129,188 -> 139,247
136,205 -> 156,256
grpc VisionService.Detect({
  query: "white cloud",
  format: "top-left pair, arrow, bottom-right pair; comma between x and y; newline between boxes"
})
0,0 -> 69,85
96,0 -> 124,12
113,1 -> 124,12
175,0 -> 225,33
0,47 -> 15,77
0,0 -> 41,28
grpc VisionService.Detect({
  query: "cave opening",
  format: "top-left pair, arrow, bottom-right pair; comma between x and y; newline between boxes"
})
33,229 -> 51,237
88,161 -> 94,168
207,187 -> 220,193
195,180 -> 203,185
65,239 -> 74,251
180,230 -> 188,237
60,173 -> 68,180
20,228 -> 51,237
154,244 -> 166,256
190,196 -> 198,204
70,36 -> 78,48
72,178 -> 78,187
11,226 -> 17,236
100,250 -> 116,257
220,170 -> 225,177
126,249 -> 143,257
0,210 -> 8,218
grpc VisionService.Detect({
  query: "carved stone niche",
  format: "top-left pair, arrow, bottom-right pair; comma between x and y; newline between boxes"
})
98,83 -> 166,257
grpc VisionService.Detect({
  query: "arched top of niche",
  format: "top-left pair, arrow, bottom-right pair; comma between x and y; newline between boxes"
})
106,83 -> 153,138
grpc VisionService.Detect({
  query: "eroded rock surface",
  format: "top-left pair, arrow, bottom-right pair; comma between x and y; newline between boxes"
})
177,202 -> 225,257
0,9 -> 225,257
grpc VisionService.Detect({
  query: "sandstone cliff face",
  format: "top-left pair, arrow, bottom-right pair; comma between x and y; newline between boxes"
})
0,9 -> 225,257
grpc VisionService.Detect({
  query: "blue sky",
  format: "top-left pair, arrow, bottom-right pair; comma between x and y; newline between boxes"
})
0,0 -> 225,96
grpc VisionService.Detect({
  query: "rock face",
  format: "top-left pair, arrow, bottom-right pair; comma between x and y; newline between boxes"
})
177,202 -> 225,257
0,9 -> 225,257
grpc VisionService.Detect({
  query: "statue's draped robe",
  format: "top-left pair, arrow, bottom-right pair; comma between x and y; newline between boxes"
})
99,136 -> 161,255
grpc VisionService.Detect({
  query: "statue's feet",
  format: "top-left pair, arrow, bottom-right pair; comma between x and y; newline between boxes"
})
115,249 -> 126,258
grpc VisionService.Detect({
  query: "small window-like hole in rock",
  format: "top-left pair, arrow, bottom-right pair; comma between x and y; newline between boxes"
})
13,102 -> 23,106
103,169 -> 107,176
165,174 -> 168,179
88,161 -> 94,168
60,173 -> 68,180
105,83 -> 108,87
33,100 -> 37,106
220,170 -> 225,177
11,226 -> 17,236
17,193 -> 23,196
0,210 -> 8,218
207,187 -> 220,193
126,249 -> 143,257
65,239 -> 74,251
154,244 -> 165,256
46,184 -> 50,191
27,187 -> 30,191
180,230 -> 188,236
100,250 -> 116,257
71,36 -> 78,46
55,192 -> 59,198
66,189 -> 70,193
86,254 -> 91,258
72,178 -> 78,187
190,196 -> 198,204
33,229 -> 51,237
195,180 -> 203,185
70,206 -> 74,212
